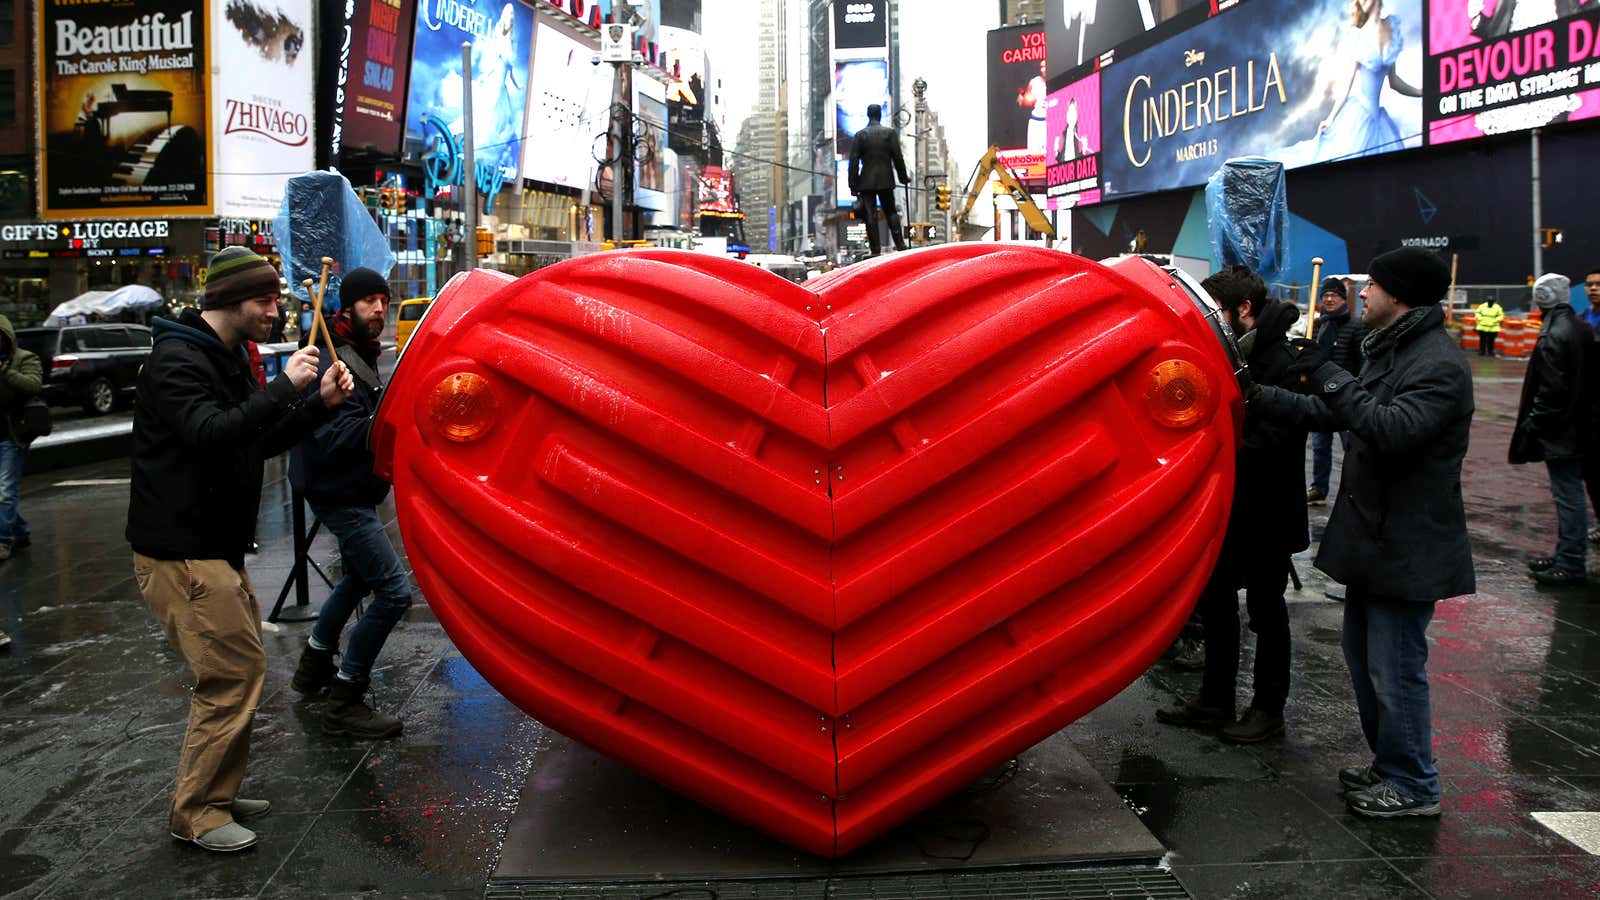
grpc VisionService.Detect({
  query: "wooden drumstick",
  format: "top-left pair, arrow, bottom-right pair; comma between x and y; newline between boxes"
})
310,257 -> 340,365
1306,256 -> 1325,341
300,278 -> 321,347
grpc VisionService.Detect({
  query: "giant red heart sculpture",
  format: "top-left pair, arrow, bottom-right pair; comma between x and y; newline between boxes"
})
372,245 -> 1240,856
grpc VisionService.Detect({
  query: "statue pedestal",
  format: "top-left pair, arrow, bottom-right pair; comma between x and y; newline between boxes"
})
492,728 -> 1165,886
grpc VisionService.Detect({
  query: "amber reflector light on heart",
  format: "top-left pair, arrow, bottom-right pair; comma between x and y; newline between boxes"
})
429,372 -> 498,443
1145,359 -> 1214,429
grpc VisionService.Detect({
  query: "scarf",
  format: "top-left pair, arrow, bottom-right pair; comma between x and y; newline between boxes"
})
1361,305 -> 1433,362
330,311 -> 381,369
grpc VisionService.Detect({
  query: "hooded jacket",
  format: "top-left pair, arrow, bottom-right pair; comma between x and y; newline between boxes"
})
289,321 -> 389,509
0,315 -> 43,447
1214,299 -> 1312,581
127,309 -> 333,568
1511,278 -> 1589,463
1254,305 -> 1475,602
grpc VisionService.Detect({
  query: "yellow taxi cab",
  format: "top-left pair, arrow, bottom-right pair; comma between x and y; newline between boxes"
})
395,297 -> 432,353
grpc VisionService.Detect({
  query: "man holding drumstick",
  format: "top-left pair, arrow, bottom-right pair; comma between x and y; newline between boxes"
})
128,246 -> 355,853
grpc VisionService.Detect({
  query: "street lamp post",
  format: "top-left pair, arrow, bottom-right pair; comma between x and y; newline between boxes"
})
912,77 -> 927,244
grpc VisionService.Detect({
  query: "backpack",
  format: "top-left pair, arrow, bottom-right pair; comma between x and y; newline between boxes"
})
19,397 -> 51,442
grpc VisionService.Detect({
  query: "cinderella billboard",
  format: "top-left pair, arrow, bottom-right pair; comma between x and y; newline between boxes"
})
1096,0 -> 1425,200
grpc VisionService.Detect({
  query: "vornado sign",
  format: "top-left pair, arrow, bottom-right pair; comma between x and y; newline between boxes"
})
1119,51 -> 1286,169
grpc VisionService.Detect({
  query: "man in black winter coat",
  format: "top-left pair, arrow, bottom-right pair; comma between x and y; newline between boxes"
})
288,268 -> 412,739
1251,247 -> 1473,820
128,246 -> 354,853
1157,266 -> 1309,744
1513,273 -> 1592,586
847,103 -> 911,257
1307,278 -> 1367,505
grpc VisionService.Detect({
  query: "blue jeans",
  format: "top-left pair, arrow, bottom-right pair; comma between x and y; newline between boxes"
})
1548,458 -> 1588,573
1343,592 -> 1438,802
1310,431 -> 1349,496
309,503 -> 412,681
0,439 -> 29,547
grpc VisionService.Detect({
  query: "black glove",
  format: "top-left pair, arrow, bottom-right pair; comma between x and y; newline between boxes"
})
1283,338 -> 1330,388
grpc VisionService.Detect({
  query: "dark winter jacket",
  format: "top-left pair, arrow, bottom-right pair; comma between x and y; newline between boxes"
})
127,310 -> 333,569
848,123 -> 911,193
0,315 -> 43,447
1253,304 -> 1475,602
289,329 -> 389,509
1215,299 -> 1311,582
1314,307 -> 1367,377
1510,304 -> 1591,464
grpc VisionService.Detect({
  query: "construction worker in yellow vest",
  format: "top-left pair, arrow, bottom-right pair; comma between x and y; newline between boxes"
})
1475,299 -> 1505,357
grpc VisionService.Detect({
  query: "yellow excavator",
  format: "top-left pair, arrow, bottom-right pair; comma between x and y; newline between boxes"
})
954,146 -> 1055,246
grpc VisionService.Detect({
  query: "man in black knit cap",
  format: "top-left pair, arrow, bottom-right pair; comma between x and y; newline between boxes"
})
289,267 -> 412,739
129,246 -> 354,852
1250,247 -> 1473,819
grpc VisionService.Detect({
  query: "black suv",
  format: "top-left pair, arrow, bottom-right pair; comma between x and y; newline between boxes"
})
16,324 -> 153,415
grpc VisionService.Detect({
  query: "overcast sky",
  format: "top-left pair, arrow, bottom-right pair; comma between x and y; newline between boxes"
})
702,0 -> 998,181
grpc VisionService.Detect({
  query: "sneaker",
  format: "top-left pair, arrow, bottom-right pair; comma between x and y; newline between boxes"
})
1172,638 -> 1206,671
0,628 -> 10,649
1527,556 -> 1556,573
324,676 -> 403,739
1155,697 -> 1235,729
172,821 -> 258,852
291,644 -> 337,695
1219,707 -> 1285,744
1306,489 -> 1327,507
0,545 -> 11,562
1533,567 -> 1586,587
1339,765 -> 1381,792
1346,781 -> 1441,818
1590,524 -> 1600,545
231,798 -> 271,820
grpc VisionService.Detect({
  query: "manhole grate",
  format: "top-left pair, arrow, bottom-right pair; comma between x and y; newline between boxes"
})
486,866 -> 1188,900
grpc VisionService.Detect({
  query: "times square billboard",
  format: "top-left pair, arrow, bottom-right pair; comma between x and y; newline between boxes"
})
405,0 -> 536,182
987,24 -> 1049,182
1038,0 -> 1600,206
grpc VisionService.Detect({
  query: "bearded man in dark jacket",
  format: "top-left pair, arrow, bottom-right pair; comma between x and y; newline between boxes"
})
288,268 -> 412,740
128,246 -> 354,853
1513,273 -> 1592,586
1157,266 -> 1310,744
1250,247 -> 1473,820
1307,277 -> 1366,505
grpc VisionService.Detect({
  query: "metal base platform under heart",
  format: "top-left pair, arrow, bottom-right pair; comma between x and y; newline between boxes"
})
490,728 -> 1169,891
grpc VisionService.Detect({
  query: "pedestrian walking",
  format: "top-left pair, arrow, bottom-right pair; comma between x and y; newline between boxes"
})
1306,278 -> 1364,506
0,314 -> 43,561
847,103 -> 911,257
1252,246 -> 1473,819
289,268 -> 412,739
1157,266 -> 1309,744
1579,268 -> 1600,330
1475,297 -> 1504,357
1513,273 -> 1592,587
1580,269 -> 1600,543
128,246 -> 354,853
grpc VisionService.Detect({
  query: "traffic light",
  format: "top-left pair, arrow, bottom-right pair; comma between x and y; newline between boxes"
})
475,227 -> 494,258
935,184 -> 951,211
1541,227 -> 1564,248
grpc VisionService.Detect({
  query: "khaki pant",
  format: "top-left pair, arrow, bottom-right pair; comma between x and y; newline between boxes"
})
134,553 -> 267,838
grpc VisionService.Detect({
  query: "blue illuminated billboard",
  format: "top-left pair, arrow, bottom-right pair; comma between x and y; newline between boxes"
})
406,0 -> 535,180
1097,0 -> 1424,199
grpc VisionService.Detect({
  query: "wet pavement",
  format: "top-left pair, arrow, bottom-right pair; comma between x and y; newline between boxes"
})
3,352 -> 1600,898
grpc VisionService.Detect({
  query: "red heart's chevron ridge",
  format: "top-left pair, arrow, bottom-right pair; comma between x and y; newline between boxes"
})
373,245 -> 1241,856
